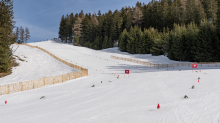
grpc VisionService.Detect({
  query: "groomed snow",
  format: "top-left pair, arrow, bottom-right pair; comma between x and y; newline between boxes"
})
0,40 -> 220,123
0,44 -> 78,85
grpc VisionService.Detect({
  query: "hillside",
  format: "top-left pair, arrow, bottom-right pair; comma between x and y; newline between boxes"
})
0,40 -> 220,123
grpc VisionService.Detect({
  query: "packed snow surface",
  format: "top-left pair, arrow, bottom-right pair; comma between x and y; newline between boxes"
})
0,44 -> 78,85
0,40 -> 220,123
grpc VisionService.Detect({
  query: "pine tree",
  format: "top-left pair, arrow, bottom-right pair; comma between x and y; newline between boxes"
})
73,35 -> 80,46
15,27 -> 19,43
108,36 -> 113,48
141,28 -> 153,54
19,26 -> 24,43
102,35 -> 108,49
186,0 -> 197,24
126,26 -> 138,54
186,22 -> 199,61
160,0 -> 169,29
167,0 -> 175,29
194,19 -> 217,61
196,0 -> 206,26
132,6 -> 144,28
119,29 -> 129,52
68,13 -> 74,42
73,14 -> 84,37
82,13 -> 92,44
59,15 -> 65,41
171,24 -> 187,61
99,36 -> 103,49
110,10 -> 118,41
203,0 -> 218,23
117,16 -> 123,39
24,27 -> 30,43
63,14 -> 69,42
125,7 -> 132,32
150,28 -> 164,56
143,3 -> 151,29
0,0 -> 15,72
216,0 -> 220,56
173,0 -> 182,24
93,36 -> 99,50
135,27 -> 143,54
97,10 -> 103,37
162,27 -> 170,56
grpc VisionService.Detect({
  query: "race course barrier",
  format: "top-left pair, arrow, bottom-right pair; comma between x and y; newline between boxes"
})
111,55 -> 220,68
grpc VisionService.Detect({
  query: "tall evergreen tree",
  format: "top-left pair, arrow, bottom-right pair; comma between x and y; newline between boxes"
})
73,35 -> 80,46
132,6 -> 144,28
0,0 -> 15,72
118,29 -> 129,52
194,19 -> 219,61
24,27 -> 30,43
19,26 -> 24,43
150,28 -> 164,56
15,27 -> 19,43
110,10 -> 119,41
102,35 -> 108,49
125,7 -> 133,32
59,15 -> 65,41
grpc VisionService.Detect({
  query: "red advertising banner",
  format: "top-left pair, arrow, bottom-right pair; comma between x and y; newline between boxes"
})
125,70 -> 129,74
192,63 -> 197,68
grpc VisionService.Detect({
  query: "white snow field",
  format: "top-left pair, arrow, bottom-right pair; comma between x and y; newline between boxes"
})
0,40 -> 220,123
0,44 -> 78,85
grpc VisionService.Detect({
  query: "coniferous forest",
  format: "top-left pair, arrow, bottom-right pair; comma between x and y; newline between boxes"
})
58,0 -> 220,62
0,0 -> 15,73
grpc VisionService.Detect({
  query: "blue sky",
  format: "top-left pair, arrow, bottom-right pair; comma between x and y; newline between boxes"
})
13,0 -> 151,43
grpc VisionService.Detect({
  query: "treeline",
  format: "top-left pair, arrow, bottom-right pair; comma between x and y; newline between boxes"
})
120,20 -> 220,62
58,0 -> 220,62
0,0 -> 15,73
14,26 -> 31,44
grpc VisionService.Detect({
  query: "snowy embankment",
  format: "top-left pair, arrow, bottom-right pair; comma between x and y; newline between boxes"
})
103,48 -> 183,64
0,44 -> 77,85
0,40 -> 220,123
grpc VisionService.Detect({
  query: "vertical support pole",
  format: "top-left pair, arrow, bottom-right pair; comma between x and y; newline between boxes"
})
128,68 -> 130,78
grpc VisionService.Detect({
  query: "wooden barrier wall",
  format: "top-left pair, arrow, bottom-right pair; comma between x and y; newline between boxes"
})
111,55 -> 220,68
0,43 -> 88,96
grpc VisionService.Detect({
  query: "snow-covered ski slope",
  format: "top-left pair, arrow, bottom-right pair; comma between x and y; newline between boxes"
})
0,40 -> 220,123
0,44 -> 78,85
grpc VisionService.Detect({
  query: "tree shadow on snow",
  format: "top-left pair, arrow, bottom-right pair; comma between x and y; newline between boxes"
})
104,64 -> 220,74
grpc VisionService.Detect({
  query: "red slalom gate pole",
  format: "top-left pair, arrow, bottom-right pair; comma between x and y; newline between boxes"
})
5,100 -> 7,105
101,81 -> 102,83
124,69 -> 126,78
128,68 -> 130,78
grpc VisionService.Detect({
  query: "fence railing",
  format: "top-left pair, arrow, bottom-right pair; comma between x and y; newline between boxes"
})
0,43 -> 88,96
111,55 -> 220,68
